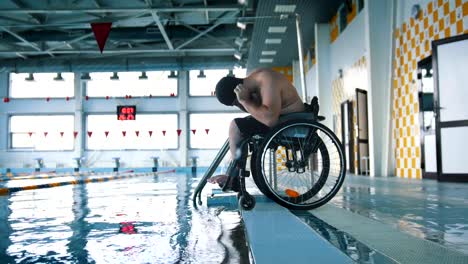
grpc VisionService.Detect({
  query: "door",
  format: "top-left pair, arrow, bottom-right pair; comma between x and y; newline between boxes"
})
417,56 -> 438,179
356,89 -> 369,175
341,100 -> 354,173
433,34 -> 468,182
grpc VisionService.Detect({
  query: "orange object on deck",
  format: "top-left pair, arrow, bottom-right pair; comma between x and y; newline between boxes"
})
285,189 -> 300,198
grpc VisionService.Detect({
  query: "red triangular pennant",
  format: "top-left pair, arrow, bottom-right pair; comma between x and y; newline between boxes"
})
28,132 -> 33,137
44,132 -> 48,137
66,96 -> 70,101
85,96 -> 89,101
46,97 -> 50,102
162,130 -> 166,136
106,96 -> 110,100
148,131 -> 153,137
205,129 -> 210,134
122,131 -> 126,137
74,131 -> 78,138
177,129 -> 182,136
87,131 -> 92,137
191,129 -> 196,135
60,132 -> 64,137
135,131 -> 139,137
91,22 -> 112,53
105,131 -> 109,137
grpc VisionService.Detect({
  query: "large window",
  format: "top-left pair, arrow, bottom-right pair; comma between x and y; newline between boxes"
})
86,114 -> 178,150
189,113 -> 248,149
189,69 -> 247,96
9,73 -> 74,98
86,71 -> 178,97
10,115 -> 75,150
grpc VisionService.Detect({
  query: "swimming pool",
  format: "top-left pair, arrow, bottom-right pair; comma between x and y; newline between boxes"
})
0,171 -> 250,263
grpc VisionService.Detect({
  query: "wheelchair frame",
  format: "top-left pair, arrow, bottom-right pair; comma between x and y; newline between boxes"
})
192,112 -> 345,210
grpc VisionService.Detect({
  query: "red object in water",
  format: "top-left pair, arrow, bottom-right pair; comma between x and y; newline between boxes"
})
119,222 -> 137,234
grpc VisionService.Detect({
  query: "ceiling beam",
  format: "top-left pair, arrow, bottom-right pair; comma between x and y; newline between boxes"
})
0,48 -> 240,56
181,23 -> 235,49
0,26 -> 54,57
8,0 -> 42,24
0,6 -> 242,15
176,11 -> 239,50
150,11 -> 173,50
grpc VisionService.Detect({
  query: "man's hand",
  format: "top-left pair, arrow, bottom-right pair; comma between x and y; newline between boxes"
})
234,84 -> 250,103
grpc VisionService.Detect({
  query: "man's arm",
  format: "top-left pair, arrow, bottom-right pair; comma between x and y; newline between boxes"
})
236,71 -> 281,127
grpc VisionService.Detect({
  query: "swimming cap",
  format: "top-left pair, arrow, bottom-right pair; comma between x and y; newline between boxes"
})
215,76 -> 244,106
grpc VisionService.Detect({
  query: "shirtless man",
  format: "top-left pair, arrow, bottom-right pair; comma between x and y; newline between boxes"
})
208,68 -> 306,191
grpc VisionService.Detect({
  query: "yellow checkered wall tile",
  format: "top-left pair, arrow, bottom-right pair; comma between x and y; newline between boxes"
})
392,0 -> 466,179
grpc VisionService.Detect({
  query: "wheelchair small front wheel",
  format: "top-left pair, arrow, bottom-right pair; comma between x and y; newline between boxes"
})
252,119 -> 346,210
238,194 -> 256,210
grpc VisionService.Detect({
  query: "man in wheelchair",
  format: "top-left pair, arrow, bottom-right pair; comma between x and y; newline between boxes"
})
208,68 -> 319,192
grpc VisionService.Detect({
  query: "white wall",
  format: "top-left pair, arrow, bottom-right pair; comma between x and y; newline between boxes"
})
330,11 -> 367,79
305,65 -> 317,99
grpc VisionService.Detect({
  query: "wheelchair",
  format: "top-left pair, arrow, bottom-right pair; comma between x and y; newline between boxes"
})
193,107 -> 346,211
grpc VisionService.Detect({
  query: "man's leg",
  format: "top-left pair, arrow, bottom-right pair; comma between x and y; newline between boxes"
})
229,119 -> 243,160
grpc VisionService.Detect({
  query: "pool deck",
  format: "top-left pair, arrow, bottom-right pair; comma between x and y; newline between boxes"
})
208,174 -> 468,264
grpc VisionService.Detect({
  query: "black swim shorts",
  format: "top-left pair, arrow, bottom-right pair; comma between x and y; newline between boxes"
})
234,115 -> 270,137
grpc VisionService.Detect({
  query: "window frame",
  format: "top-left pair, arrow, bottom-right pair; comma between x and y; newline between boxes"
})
187,111 -> 248,150
84,112 -> 180,151
8,72 -> 76,99
83,71 -> 179,98
8,113 -> 76,152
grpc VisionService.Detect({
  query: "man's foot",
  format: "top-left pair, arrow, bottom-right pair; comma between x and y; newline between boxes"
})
207,174 -> 240,192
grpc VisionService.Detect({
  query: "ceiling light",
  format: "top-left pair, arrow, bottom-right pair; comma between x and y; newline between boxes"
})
274,4 -> 296,13
197,70 -> 206,78
235,37 -> 247,47
265,38 -> 282,44
268,26 -> 287,33
237,21 -> 247,30
234,51 -> 243,60
139,71 -> 148,80
227,70 -> 235,77
25,73 -> 34,81
53,72 -> 64,81
168,71 -> 178,79
238,0 -> 248,5
81,72 -> 91,80
110,72 -> 119,81
261,51 -> 277,56
259,58 -> 273,63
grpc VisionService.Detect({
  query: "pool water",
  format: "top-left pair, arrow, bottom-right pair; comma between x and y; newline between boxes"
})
0,172 -> 250,263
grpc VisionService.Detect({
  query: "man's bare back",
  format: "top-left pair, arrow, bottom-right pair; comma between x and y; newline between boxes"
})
243,68 -> 305,124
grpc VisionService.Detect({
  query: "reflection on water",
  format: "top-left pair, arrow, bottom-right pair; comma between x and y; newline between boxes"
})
294,211 -> 398,264
0,172 -> 250,263
330,175 -> 468,254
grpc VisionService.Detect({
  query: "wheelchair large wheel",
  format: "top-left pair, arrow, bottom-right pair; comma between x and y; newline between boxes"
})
251,119 -> 346,210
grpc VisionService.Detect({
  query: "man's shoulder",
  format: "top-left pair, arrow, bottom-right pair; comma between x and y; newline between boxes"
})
249,68 -> 275,76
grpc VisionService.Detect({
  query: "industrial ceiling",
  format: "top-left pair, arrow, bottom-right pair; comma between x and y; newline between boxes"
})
0,0 -> 342,72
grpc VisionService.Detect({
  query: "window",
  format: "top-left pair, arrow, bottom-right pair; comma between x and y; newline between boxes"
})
86,114 -> 178,150
339,5 -> 348,33
189,113 -> 248,149
9,73 -> 74,98
189,68 -> 247,96
358,0 -> 364,12
10,115 -> 74,150
86,71 -> 178,97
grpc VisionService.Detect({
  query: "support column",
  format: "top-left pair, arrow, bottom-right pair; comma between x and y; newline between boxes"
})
178,71 -> 188,166
0,73 -> 9,155
74,73 -> 84,160
365,0 -> 394,176
315,23 -> 333,129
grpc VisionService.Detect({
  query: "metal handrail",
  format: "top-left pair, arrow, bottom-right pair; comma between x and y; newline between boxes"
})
192,139 -> 230,208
